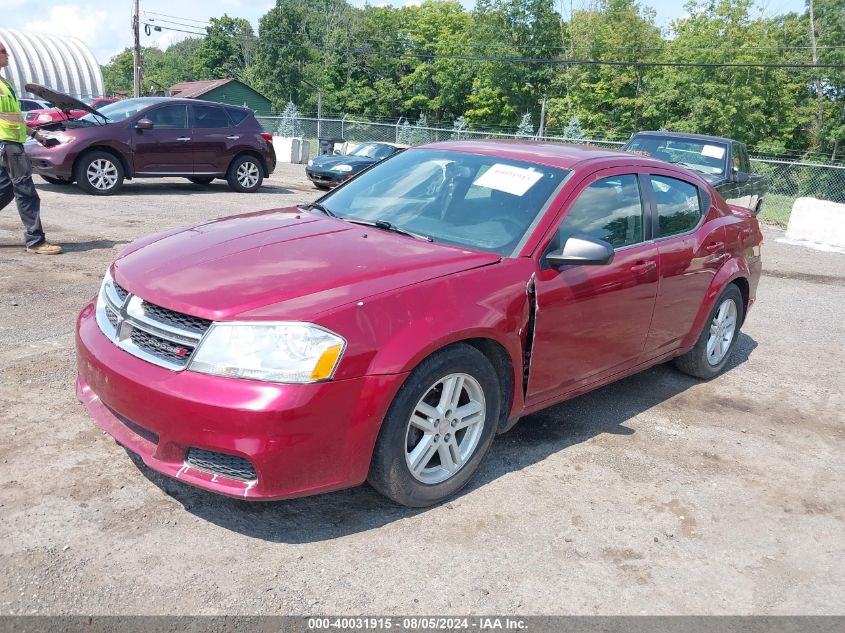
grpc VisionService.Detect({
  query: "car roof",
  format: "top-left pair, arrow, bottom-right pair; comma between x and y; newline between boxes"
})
126,97 -> 251,112
419,139 -> 629,170
629,130 -> 734,145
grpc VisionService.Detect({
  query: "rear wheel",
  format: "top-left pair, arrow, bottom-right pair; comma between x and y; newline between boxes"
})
41,175 -> 73,185
674,284 -> 744,379
369,344 -> 501,507
187,176 -> 215,185
75,151 -> 124,195
226,155 -> 263,193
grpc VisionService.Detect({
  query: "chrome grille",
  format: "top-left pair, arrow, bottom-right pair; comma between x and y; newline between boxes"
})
130,328 -> 195,365
142,301 -> 212,334
186,448 -> 257,481
95,276 -> 211,371
105,306 -> 119,328
113,282 -> 129,304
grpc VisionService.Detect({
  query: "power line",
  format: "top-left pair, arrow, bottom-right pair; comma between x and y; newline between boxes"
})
142,22 -> 845,70
145,11 -> 211,25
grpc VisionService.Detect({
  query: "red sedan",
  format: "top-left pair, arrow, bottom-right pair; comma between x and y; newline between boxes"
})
25,96 -> 118,126
75,141 -> 762,506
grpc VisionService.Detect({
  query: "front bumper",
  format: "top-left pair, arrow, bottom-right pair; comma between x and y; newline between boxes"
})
76,301 -> 405,500
305,168 -> 350,187
25,141 -> 78,179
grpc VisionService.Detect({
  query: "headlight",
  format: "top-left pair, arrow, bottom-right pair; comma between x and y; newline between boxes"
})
331,164 -> 353,173
307,159 -> 313,166
43,133 -> 75,145
190,322 -> 346,383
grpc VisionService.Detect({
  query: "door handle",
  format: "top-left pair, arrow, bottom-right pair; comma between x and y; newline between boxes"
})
176,137 -> 191,142
226,135 -> 240,140
704,241 -> 725,252
630,260 -> 656,274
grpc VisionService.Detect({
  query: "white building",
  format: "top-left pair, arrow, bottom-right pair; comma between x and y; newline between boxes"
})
0,27 -> 104,99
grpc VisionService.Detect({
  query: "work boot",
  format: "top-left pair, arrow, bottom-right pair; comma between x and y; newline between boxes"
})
26,241 -> 63,255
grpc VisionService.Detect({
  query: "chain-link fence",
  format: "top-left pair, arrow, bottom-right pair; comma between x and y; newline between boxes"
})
257,115 -> 845,226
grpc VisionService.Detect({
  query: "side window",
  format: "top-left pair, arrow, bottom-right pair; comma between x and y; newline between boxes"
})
193,105 -> 231,129
737,144 -> 750,173
651,175 -> 702,237
557,174 -> 644,249
145,105 -> 188,129
226,108 -> 249,125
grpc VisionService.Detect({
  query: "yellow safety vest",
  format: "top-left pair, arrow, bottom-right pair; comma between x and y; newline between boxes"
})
0,78 -> 27,144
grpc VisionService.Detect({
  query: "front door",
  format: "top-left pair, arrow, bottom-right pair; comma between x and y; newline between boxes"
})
132,104 -> 194,174
526,171 -> 659,403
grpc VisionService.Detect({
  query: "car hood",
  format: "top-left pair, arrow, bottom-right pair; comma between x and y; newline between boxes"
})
24,84 -> 101,118
112,208 -> 501,321
310,155 -> 375,169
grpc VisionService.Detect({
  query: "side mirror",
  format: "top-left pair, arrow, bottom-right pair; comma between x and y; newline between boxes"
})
135,119 -> 153,130
733,170 -> 749,183
545,234 -> 615,268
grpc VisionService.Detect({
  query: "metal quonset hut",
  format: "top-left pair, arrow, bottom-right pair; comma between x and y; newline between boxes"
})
0,27 -> 104,99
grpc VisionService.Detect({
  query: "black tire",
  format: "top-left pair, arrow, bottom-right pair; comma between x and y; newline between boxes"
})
368,344 -> 501,507
41,175 -> 73,185
226,155 -> 264,193
314,183 -> 331,190
674,284 -> 744,380
755,199 -> 764,216
75,151 -> 124,195
187,176 -> 215,185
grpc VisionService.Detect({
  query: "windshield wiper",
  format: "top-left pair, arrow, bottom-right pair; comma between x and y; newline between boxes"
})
345,218 -> 433,242
300,202 -> 337,217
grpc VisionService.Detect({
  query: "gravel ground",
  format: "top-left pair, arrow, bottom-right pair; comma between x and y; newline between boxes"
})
0,165 -> 843,615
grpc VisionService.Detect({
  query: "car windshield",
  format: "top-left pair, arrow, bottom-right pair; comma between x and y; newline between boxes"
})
350,143 -> 392,159
77,98 -> 161,123
625,135 -> 727,176
319,148 -> 568,256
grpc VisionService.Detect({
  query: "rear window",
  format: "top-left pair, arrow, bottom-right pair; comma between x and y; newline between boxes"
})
226,108 -> 249,125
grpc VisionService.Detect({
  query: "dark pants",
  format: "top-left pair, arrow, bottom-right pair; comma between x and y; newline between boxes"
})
0,141 -> 45,247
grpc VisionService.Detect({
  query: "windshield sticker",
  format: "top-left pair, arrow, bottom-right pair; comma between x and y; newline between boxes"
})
473,163 -> 544,196
701,145 -> 726,159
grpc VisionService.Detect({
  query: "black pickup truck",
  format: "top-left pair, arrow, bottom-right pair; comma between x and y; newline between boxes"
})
623,131 -> 767,214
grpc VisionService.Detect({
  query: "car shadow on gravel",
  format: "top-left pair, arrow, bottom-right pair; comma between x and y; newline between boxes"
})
60,239 -> 131,253
37,182 -> 294,196
128,332 -> 757,543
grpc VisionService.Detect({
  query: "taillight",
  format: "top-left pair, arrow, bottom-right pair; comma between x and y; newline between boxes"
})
259,133 -> 273,142
36,113 -> 54,122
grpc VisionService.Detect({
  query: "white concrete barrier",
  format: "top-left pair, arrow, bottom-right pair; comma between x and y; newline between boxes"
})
271,137 -> 309,164
783,197 -> 845,253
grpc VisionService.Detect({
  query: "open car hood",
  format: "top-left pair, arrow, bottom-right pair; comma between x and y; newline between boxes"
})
24,84 -> 101,118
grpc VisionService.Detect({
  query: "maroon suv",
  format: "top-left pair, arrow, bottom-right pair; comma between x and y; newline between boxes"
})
24,86 -> 276,195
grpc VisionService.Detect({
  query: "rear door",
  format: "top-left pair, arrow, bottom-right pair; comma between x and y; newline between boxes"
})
190,104 -> 238,174
643,172 -> 726,356
526,170 -> 659,403
131,104 -> 193,174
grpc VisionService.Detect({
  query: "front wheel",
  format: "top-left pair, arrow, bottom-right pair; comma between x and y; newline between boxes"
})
75,151 -> 124,195
674,284 -> 744,379
226,155 -> 263,193
369,344 -> 501,507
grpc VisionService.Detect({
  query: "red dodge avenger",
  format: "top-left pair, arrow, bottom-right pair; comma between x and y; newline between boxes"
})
76,141 -> 762,507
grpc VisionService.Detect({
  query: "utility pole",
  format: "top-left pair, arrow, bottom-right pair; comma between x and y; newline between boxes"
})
538,93 -> 547,138
133,0 -> 142,98
808,0 -> 824,149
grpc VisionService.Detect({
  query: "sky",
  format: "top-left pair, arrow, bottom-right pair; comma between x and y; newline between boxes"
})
2,0 -> 808,65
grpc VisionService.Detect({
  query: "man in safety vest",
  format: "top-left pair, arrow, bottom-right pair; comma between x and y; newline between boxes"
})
0,42 -> 63,254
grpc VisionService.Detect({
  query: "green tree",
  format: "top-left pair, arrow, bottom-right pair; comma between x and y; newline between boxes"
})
516,112 -> 534,136
193,15 -> 256,80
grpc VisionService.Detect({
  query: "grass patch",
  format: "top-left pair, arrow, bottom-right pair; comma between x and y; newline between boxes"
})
759,194 -> 793,227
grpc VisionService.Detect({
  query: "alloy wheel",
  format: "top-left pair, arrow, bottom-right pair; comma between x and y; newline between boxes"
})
707,298 -> 738,366
236,161 -> 260,188
86,159 -> 118,191
404,373 -> 486,485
